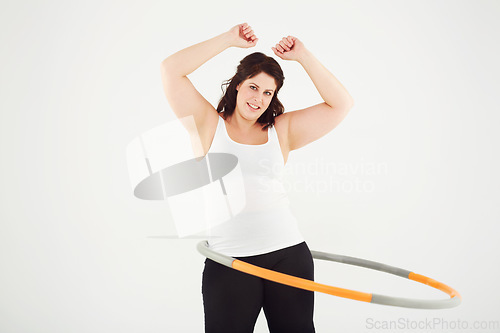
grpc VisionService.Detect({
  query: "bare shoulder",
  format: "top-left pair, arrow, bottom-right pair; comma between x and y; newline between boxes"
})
274,111 -> 289,134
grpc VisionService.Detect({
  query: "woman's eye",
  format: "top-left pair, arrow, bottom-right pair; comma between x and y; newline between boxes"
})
265,92 -> 272,96
250,86 -> 256,90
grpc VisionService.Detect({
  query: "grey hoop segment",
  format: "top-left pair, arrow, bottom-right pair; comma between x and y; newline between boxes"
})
197,241 -> 461,309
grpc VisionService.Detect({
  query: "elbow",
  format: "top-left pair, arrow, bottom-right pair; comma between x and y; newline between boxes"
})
328,93 -> 354,110
161,57 -> 189,78
161,54 -> 180,71
345,94 -> 355,108
348,99 -> 354,109
343,97 -> 354,110
161,57 -> 173,70
331,98 -> 354,111
160,58 -> 182,79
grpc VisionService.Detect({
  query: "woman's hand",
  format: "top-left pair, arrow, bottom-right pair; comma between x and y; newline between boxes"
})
227,23 -> 258,48
271,36 -> 307,62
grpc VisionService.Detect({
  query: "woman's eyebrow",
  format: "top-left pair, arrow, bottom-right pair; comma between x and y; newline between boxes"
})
250,82 -> 274,92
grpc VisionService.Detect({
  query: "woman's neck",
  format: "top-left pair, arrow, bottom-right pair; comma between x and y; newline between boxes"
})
226,112 -> 262,133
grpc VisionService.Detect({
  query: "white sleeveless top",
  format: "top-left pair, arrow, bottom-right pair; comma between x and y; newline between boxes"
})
206,115 -> 305,257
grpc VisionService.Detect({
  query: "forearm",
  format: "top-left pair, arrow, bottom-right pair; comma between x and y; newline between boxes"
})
298,49 -> 354,109
161,31 -> 232,76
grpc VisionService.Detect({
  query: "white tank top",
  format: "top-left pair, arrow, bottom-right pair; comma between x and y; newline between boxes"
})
206,115 -> 305,257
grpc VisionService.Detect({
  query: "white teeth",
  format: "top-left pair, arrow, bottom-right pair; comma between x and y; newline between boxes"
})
248,103 -> 260,109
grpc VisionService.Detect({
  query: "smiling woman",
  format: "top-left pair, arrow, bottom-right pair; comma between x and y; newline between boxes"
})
160,22 -> 354,333
237,74 -> 276,115
217,52 -> 285,132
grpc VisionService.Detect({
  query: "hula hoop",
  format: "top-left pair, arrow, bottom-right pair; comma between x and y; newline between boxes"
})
197,241 -> 461,309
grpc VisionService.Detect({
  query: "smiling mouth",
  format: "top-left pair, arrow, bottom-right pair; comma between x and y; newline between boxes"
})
247,102 -> 260,110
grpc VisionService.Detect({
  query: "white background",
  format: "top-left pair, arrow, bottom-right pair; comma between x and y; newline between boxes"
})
1,0 -> 499,332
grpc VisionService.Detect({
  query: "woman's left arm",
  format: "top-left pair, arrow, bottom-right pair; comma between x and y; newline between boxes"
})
272,36 -> 354,151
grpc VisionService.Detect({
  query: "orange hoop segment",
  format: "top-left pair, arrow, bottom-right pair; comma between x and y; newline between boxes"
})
232,260 -> 373,302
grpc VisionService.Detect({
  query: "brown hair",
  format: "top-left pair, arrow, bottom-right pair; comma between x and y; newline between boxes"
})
216,52 -> 285,130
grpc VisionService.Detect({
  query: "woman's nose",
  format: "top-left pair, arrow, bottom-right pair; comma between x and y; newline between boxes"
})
253,93 -> 263,102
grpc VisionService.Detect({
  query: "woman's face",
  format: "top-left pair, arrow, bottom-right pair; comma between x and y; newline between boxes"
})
235,72 -> 277,122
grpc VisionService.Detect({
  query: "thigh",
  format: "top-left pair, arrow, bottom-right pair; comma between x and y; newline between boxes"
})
262,242 -> 316,333
202,258 -> 263,333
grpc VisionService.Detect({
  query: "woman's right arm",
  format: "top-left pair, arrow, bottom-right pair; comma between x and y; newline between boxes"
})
160,23 -> 257,126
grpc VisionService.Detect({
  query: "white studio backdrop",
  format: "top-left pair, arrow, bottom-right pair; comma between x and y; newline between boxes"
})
1,0 -> 499,332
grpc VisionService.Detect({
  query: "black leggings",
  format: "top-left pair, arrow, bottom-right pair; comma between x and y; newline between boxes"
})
202,242 -> 316,333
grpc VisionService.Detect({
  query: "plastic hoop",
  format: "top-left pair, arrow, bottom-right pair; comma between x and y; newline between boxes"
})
197,241 -> 461,309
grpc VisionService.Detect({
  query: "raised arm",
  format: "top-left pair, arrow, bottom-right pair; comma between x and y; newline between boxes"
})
272,36 -> 354,152
160,23 -> 258,131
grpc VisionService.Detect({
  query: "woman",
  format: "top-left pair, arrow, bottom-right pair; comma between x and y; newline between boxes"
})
161,23 -> 354,333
